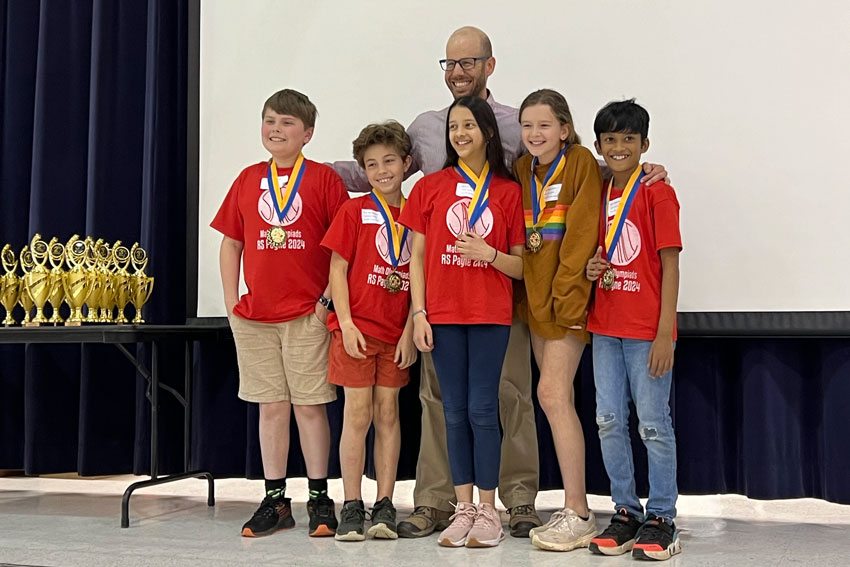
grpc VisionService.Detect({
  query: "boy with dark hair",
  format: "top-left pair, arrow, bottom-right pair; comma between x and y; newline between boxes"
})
212,88 -> 349,538
585,99 -> 683,560
321,121 -> 417,541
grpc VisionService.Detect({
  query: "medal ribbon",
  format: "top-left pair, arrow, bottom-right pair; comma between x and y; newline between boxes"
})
267,154 -> 306,224
529,145 -> 568,229
369,190 -> 408,268
604,165 -> 644,261
455,159 -> 492,229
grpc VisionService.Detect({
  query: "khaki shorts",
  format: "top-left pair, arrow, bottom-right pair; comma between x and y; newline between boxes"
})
229,312 -> 336,405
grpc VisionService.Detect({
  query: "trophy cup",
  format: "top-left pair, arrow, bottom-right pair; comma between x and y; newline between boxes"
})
22,234 -> 54,326
19,246 -> 36,325
129,243 -> 153,324
47,239 -> 66,324
1,244 -> 21,326
112,242 -> 132,324
62,235 -> 90,326
83,238 -> 103,323
95,241 -> 115,323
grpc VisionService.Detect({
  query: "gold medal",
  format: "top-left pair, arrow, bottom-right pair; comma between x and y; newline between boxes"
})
266,226 -> 287,249
602,267 -> 615,291
527,230 -> 543,253
385,271 -> 403,294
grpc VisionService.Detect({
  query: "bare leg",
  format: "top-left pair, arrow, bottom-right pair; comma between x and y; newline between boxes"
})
293,403 -> 331,479
259,401 -> 292,479
372,386 -> 401,500
531,332 -> 589,516
338,387 -> 373,500
478,487 -> 496,507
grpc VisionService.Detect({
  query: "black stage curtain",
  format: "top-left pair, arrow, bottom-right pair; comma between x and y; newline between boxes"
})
2,1 -> 849,506
0,0 -> 188,475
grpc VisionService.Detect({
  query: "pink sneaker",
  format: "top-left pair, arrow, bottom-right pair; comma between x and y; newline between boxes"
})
437,502 -> 477,547
466,503 -> 505,547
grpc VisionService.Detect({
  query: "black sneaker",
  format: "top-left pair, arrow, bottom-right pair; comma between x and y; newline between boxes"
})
335,500 -> 367,541
632,515 -> 682,560
589,508 -> 642,555
307,494 -> 338,537
241,496 -> 295,537
367,497 -> 398,540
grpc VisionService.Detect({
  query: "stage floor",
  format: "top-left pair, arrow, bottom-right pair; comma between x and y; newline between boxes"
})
1,476 -> 848,566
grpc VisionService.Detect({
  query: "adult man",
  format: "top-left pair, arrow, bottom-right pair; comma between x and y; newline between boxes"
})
333,26 -> 543,539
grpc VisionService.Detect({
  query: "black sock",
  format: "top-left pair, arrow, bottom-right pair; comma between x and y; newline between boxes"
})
308,477 -> 328,499
264,478 -> 286,500
579,514 -> 589,521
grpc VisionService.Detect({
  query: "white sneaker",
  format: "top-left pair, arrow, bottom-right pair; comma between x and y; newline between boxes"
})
529,508 -> 568,538
531,508 -> 598,552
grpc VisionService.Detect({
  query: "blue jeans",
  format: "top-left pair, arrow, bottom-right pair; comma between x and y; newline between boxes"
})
430,324 -> 510,490
592,334 -> 678,521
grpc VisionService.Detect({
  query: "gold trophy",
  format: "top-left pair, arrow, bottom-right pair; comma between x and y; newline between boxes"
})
112,242 -> 132,324
22,234 -> 54,326
19,246 -> 36,325
95,241 -> 115,323
62,235 -> 90,326
47,239 -> 66,324
129,243 -> 154,324
1,244 -> 21,326
83,238 -> 103,323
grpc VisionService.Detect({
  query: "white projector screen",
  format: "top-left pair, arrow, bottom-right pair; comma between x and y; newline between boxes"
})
197,0 -> 850,318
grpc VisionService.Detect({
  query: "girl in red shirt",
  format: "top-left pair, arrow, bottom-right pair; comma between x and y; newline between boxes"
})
399,96 -> 525,548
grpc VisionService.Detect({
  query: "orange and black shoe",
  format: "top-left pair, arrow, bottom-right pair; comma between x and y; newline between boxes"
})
589,508 -> 642,556
632,515 -> 682,561
241,496 -> 295,537
307,494 -> 338,537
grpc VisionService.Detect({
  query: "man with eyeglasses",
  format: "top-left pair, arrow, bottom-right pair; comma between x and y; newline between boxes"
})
332,25 -> 540,540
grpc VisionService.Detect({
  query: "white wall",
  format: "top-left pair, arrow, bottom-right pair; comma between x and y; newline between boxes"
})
198,0 -> 850,316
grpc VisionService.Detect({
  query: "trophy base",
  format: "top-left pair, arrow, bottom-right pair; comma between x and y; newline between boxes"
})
64,320 -> 83,327
23,321 -> 43,327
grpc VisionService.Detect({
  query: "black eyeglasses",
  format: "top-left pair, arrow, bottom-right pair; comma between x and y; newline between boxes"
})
439,57 -> 489,71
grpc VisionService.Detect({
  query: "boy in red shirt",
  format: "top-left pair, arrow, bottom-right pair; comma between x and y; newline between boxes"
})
585,99 -> 683,561
321,121 -> 417,541
211,89 -> 349,538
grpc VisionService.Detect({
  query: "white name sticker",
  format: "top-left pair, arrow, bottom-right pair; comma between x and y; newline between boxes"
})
361,210 -> 383,225
455,183 -> 474,198
607,198 -> 622,218
260,176 -> 290,190
543,184 -> 562,202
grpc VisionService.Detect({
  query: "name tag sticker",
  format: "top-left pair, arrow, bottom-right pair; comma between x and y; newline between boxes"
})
455,183 -> 474,198
607,198 -> 622,218
361,210 -> 383,225
260,176 -> 289,190
544,184 -> 562,202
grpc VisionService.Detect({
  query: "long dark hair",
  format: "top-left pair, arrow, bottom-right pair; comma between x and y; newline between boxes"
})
442,96 -> 513,180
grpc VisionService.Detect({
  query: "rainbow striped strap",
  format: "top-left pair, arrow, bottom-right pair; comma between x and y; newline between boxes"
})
529,145 -> 568,229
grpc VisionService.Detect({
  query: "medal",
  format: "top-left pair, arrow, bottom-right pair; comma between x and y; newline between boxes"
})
602,267 -> 615,291
456,159 -> 493,229
385,271 -> 403,293
370,190 -> 409,293
527,229 -> 543,253
265,154 -> 306,249
526,145 -> 567,252
602,165 -> 644,287
266,226 -> 287,249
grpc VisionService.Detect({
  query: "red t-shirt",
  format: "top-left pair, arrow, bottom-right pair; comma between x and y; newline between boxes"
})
210,159 -> 349,323
321,195 -> 411,344
587,180 -> 682,340
398,167 -> 525,326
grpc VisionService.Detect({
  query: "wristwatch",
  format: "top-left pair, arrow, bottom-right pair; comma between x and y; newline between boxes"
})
318,295 -> 334,312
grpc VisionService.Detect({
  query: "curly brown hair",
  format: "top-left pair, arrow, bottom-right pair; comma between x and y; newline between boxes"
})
352,120 -> 412,168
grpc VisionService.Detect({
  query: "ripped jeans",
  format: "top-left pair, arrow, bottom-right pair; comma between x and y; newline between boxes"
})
592,334 -> 678,522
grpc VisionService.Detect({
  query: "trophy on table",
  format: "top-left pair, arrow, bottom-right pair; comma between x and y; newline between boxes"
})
94,240 -> 115,323
47,239 -> 66,325
62,235 -> 91,326
112,242 -> 132,324
129,243 -> 154,324
19,246 -> 36,326
21,234 -> 55,326
1,244 -> 21,326
83,237 -> 104,323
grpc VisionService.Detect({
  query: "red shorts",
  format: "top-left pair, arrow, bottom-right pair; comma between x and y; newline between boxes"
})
327,331 -> 410,388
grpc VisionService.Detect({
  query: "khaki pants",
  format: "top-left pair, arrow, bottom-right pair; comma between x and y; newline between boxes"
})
413,318 -> 539,511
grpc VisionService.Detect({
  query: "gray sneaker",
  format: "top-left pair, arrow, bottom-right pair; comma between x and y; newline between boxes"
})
368,497 -> 398,539
335,500 -> 367,541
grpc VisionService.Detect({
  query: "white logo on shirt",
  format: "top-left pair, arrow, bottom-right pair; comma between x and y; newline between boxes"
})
374,224 -> 412,267
605,218 -> 641,266
258,175 -> 303,226
445,198 -> 493,238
